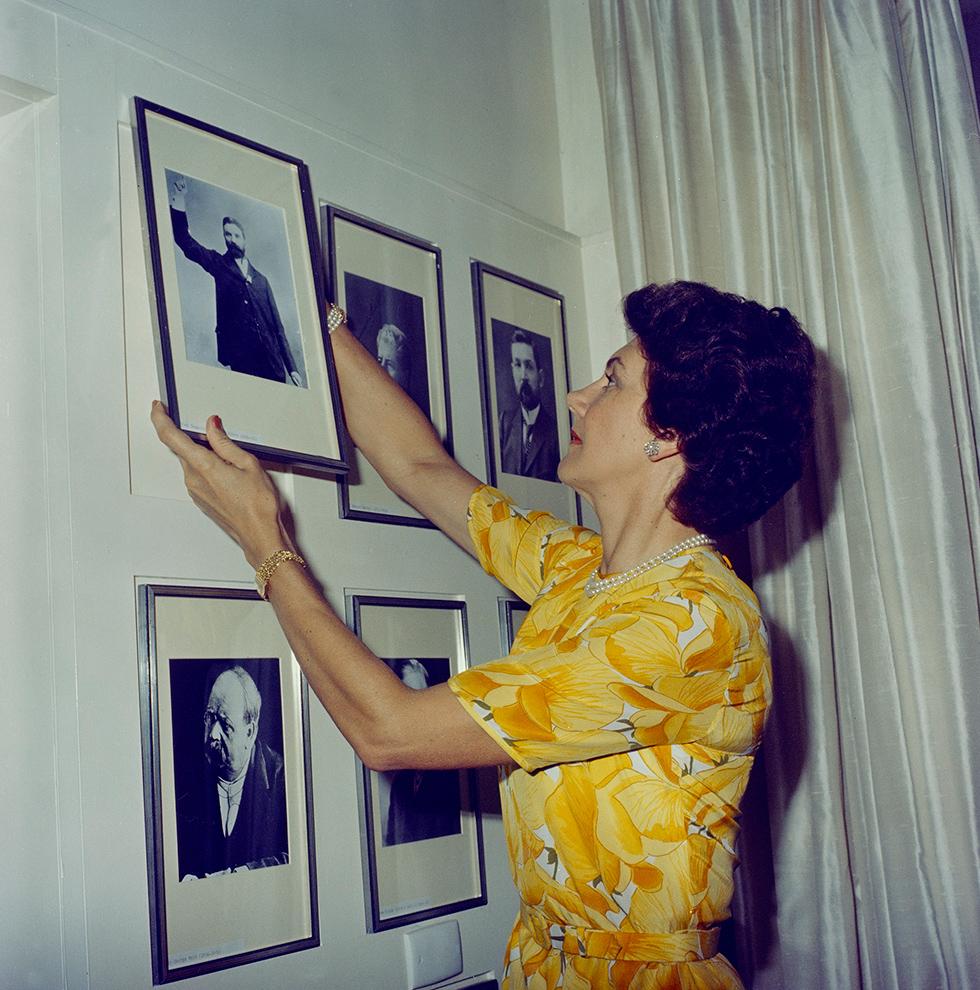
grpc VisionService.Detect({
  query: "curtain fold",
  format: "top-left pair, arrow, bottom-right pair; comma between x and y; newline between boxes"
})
590,2 -> 980,987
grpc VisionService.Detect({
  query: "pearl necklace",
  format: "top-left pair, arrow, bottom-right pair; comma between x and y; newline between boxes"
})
584,533 -> 714,598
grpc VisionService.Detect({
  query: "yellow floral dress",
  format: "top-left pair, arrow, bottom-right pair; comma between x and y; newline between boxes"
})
449,487 -> 771,990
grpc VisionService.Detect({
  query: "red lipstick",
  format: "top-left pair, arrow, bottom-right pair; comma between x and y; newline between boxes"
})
570,429 -> 582,445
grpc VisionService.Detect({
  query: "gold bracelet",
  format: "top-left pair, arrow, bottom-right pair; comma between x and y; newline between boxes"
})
255,549 -> 306,600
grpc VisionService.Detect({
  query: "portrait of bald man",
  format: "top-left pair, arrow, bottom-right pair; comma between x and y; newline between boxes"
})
375,323 -> 412,390
343,271 -> 432,417
172,660 -> 289,881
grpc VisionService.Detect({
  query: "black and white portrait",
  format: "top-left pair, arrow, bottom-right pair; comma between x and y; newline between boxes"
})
344,272 -> 431,418
491,318 -> 560,482
169,658 -> 289,881
166,170 -> 308,388
378,658 -> 461,846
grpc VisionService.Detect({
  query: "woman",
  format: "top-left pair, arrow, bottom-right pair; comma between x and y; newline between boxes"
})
152,279 -> 815,989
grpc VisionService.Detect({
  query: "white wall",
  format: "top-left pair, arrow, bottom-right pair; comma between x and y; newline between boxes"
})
549,0 -> 625,371
0,1 -> 602,987
59,0 -> 567,231
0,82 -> 70,990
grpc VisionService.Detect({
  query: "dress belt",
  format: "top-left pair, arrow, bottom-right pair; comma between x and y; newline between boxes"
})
519,902 -> 720,963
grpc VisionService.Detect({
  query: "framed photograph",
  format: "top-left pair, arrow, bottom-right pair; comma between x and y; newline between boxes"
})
442,974 -> 499,990
132,98 -> 348,474
471,261 -> 581,522
323,205 -> 452,525
346,594 -> 486,931
137,584 -> 318,982
498,597 -> 531,653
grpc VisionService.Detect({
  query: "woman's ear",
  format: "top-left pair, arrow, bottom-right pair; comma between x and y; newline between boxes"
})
643,436 -> 680,462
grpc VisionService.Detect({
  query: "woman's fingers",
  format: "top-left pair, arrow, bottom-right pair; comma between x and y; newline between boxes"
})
151,401 -> 252,475
150,400 -> 282,559
204,414 -> 255,470
150,400 -> 208,468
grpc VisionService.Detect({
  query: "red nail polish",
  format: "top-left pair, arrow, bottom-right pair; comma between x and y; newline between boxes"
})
214,415 -> 223,430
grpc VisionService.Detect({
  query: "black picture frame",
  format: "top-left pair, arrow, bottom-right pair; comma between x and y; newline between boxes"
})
471,261 -> 581,524
497,597 -> 531,653
137,584 -> 318,983
323,204 -> 452,526
443,975 -> 500,990
132,97 -> 348,474
346,593 -> 486,931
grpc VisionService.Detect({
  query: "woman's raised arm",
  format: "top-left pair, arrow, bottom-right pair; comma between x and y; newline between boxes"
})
149,404 -> 510,771
328,316 -> 481,552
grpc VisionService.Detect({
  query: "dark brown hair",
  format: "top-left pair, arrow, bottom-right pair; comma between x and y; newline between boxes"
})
625,280 -> 816,535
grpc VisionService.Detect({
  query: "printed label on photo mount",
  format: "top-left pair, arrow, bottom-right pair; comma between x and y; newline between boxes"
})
171,938 -> 246,968
380,895 -> 436,920
183,421 -> 265,445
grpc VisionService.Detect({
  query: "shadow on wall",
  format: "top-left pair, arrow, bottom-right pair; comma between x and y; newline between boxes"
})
718,345 -> 844,588
726,612 -> 811,980
750,346 -> 846,582
725,345 -> 849,981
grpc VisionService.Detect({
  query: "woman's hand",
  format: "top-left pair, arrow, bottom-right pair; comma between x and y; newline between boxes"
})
150,401 -> 288,567
149,401 -> 508,772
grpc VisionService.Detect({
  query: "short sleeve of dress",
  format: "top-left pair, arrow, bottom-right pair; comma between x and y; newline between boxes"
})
450,590 -> 763,773
467,484 -> 593,604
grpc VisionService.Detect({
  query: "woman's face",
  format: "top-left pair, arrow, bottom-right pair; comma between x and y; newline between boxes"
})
558,338 -> 657,500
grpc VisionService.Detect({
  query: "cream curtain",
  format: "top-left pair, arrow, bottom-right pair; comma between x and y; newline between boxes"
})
589,2 -> 980,987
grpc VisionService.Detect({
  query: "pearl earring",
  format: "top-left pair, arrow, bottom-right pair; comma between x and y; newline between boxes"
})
643,438 -> 661,458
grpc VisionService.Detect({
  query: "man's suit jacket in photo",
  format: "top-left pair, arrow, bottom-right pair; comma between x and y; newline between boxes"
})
175,739 -> 289,879
171,208 -> 298,383
498,403 -> 560,482
384,767 -> 462,846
